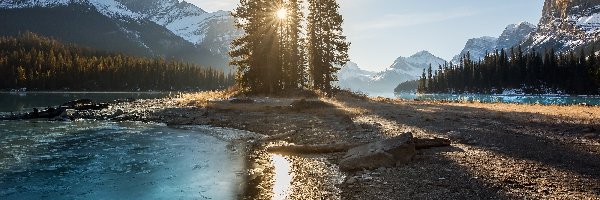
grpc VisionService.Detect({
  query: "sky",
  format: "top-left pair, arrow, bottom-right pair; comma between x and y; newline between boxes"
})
185,0 -> 545,71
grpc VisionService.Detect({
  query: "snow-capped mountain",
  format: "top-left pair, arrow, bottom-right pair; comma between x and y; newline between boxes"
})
337,61 -> 377,91
338,51 -> 446,93
497,22 -> 537,50
0,0 -> 239,69
0,0 -> 142,20
382,51 -> 446,79
338,61 -> 376,81
451,22 -> 537,63
451,36 -> 498,64
453,0 -> 599,64
522,0 -> 600,53
114,0 -> 240,55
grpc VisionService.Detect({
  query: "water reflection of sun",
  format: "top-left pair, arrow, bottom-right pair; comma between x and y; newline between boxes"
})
271,154 -> 292,200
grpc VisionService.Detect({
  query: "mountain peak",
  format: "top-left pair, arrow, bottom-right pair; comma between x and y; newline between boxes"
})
507,21 -> 536,30
526,0 -> 600,52
411,50 -> 434,57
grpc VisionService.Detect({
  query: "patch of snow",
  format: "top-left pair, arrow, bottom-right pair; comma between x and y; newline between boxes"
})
157,11 -> 231,44
337,61 -> 376,81
576,12 -> 600,33
87,0 -> 142,20
0,0 -> 70,8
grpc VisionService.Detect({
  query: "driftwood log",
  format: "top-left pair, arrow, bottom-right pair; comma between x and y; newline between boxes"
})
266,137 -> 451,154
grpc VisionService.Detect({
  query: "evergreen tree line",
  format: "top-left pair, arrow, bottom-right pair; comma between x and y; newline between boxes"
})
230,0 -> 349,95
0,32 -> 234,91
418,47 -> 600,95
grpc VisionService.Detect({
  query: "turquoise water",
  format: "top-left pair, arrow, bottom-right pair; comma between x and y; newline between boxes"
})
391,93 -> 600,106
0,93 -> 244,200
0,92 -> 170,112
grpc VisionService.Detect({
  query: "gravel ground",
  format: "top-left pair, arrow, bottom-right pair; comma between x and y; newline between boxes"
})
42,94 -> 600,199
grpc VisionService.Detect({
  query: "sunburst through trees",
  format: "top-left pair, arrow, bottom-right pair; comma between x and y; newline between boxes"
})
230,0 -> 349,95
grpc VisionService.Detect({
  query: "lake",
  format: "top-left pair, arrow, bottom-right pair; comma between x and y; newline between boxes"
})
0,92 -> 172,112
0,93 -> 245,200
388,93 -> 600,106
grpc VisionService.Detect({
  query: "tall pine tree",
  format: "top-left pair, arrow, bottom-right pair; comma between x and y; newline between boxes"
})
230,0 -> 284,94
306,0 -> 349,95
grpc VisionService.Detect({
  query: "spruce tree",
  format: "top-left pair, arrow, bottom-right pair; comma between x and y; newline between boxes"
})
307,0 -> 349,95
281,0 -> 306,91
230,0 -> 283,94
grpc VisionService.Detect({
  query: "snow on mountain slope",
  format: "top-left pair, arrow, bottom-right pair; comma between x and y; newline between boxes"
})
87,0 -> 142,19
385,50 -> 446,79
523,0 -> 600,52
451,22 -> 536,64
338,61 -> 376,81
114,0 -> 237,46
497,22 -> 537,50
576,12 -> 600,33
0,0 -> 70,8
451,36 -> 497,64
1,0 -> 240,56
0,0 -> 142,20
337,61 -> 377,92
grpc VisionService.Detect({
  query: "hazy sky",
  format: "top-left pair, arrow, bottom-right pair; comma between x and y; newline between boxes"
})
186,0 -> 545,71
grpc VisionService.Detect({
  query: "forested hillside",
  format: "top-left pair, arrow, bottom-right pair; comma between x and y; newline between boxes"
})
418,47 -> 600,95
0,32 -> 233,91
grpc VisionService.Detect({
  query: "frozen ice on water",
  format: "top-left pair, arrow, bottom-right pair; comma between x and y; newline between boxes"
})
0,121 -> 244,200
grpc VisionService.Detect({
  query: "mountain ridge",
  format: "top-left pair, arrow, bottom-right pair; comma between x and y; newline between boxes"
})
451,22 -> 536,63
0,0 -> 240,69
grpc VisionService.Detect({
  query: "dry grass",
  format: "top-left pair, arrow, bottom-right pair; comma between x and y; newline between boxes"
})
178,87 -> 239,107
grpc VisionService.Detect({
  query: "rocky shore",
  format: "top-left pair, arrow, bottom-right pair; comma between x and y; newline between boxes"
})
3,92 -> 600,199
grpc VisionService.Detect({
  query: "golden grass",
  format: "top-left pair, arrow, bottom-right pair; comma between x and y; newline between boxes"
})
177,87 -> 239,107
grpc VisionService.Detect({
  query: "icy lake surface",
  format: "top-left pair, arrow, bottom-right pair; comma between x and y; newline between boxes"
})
0,120 -> 245,199
0,92 -> 170,112
391,93 -> 600,106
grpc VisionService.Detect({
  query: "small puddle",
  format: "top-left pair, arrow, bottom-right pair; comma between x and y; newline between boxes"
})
271,154 -> 293,200
248,150 -> 345,199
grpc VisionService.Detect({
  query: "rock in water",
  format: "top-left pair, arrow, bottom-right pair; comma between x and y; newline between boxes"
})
339,133 -> 416,171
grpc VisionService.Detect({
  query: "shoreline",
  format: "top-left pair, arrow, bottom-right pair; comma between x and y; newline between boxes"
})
2,94 -> 600,199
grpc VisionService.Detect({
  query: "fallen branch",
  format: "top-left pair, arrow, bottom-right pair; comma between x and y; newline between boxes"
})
266,137 -> 451,154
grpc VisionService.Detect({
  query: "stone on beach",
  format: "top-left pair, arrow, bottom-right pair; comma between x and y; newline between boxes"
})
339,132 -> 416,171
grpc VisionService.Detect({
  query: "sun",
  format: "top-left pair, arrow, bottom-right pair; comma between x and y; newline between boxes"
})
276,8 -> 287,20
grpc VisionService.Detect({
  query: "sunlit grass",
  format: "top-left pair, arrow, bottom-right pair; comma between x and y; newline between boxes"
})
177,88 -> 239,106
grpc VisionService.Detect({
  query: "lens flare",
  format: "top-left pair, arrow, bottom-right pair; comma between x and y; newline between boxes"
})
276,8 -> 287,20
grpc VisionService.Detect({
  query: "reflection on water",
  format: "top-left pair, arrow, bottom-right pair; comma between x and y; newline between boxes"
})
271,154 -> 292,200
392,93 -> 600,106
250,152 -> 343,200
0,92 -> 170,112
